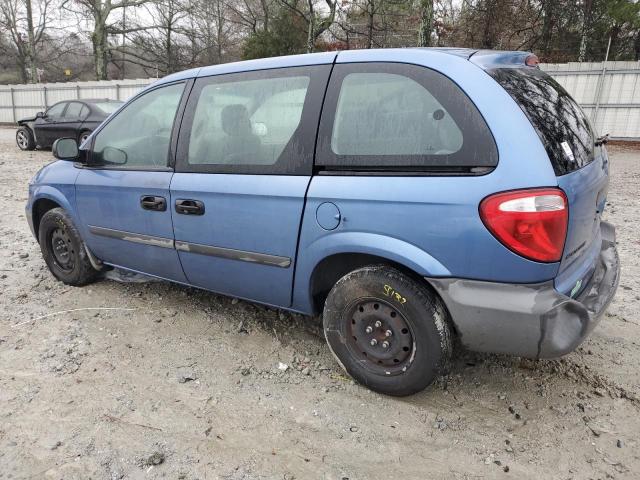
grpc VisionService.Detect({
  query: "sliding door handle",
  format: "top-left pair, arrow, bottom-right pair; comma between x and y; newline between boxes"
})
140,195 -> 167,211
175,199 -> 205,215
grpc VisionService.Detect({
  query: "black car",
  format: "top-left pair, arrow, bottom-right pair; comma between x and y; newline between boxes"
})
16,99 -> 123,151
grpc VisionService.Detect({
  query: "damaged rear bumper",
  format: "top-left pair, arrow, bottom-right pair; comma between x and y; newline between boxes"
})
427,221 -> 620,359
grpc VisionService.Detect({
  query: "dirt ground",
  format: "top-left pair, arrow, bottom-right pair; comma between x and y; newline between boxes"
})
0,126 -> 639,480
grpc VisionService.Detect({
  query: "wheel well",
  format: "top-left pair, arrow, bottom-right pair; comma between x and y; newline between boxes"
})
309,253 -> 429,315
33,198 -> 61,241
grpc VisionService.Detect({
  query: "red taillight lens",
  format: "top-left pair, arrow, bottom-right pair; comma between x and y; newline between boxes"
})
480,188 -> 568,263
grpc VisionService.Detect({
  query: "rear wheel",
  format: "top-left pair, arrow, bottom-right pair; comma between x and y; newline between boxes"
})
323,265 -> 452,396
38,208 -> 99,286
16,127 -> 35,151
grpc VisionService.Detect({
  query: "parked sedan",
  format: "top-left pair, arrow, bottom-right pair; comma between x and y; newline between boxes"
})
16,99 -> 122,151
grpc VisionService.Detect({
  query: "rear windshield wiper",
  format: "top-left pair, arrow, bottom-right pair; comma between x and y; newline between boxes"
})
595,134 -> 609,146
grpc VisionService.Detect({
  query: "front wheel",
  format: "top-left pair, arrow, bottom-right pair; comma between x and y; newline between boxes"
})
323,265 -> 452,396
16,127 -> 36,150
78,131 -> 91,146
38,208 -> 100,286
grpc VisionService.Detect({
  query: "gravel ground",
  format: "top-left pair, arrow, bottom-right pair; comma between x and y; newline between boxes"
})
0,126 -> 639,480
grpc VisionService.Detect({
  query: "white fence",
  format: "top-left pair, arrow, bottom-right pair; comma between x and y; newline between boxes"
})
542,61 -> 640,140
0,78 -> 155,123
1,60 -> 639,139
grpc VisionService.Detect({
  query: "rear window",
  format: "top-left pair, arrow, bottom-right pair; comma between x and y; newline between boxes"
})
316,63 -> 498,172
489,68 -> 594,176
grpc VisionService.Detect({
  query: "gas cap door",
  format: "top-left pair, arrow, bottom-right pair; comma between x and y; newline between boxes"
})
316,202 -> 341,230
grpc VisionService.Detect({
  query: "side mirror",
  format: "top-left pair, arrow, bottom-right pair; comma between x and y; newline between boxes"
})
36,111 -> 45,119
102,146 -> 128,165
52,138 -> 79,161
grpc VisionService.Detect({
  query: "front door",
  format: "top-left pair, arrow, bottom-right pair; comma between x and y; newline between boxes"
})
75,82 -> 188,282
56,101 -> 87,140
171,65 -> 331,307
35,102 -> 67,147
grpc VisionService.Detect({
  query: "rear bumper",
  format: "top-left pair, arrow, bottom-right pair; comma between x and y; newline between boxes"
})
427,221 -> 620,359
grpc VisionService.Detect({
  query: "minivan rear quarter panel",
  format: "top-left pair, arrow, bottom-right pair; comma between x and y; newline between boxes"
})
293,49 -> 561,313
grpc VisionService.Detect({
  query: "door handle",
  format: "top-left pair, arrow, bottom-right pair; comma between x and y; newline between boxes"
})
140,195 -> 167,211
175,199 -> 205,215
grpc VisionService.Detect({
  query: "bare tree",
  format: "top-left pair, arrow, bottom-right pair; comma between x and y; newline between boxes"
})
0,0 -> 52,82
190,0 -> 238,64
62,0 -> 153,80
279,0 -> 336,52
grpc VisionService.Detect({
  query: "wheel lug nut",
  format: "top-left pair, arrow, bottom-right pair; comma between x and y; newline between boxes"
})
385,330 -> 393,337
374,321 -> 382,328
382,341 -> 390,349
365,326 -> 373,334
370,339 -> 378,346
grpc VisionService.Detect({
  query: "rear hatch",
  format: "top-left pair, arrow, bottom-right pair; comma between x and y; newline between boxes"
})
487,66 -> 609,297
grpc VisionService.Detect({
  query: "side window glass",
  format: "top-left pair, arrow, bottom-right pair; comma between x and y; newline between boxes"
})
45,103 -> 66,120
188,76 -> 310,167
79,104 -> 90,119
317,63 -> 498,170
64,102 -> 83,119
332,73 -> 463,156
92,83 -> 184,168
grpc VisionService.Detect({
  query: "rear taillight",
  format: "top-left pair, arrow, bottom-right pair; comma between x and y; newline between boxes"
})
480,188 -> 568,263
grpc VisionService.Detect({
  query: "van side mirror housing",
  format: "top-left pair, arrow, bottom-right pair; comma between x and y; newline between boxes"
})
52,138 -> 79,161
36,111 -> 45,119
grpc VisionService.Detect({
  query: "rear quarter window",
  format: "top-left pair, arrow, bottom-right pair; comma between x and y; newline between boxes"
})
488,68 -> 595,176
316,63 -> 498,173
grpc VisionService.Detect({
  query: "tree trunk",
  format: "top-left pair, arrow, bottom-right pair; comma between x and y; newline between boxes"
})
541,0 -> 556,58
481,0 -> 498,48
216,1 -> 224,63
166,21 -> 173,73
24,0 -> 37,83
417,0 -> 434,47
306,0 -> 315,53
366,0 -> 374,48
578,0 -> 593,62
635,31 -> 640,61
17,57 -> 29,84
608,24 -> 621,60
260,0 -> 269,31
92,16 -> 109,80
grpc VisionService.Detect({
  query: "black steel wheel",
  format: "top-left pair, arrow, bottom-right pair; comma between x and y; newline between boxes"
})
323,265 -> 452,396
346,299 -> 415,376
38,208 -> 99,286
49,227 -> 76,272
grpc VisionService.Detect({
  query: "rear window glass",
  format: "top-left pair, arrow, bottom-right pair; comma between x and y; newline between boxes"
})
332,73 -> 463,156
489,68 -> 594,176
316,63 -> 498,172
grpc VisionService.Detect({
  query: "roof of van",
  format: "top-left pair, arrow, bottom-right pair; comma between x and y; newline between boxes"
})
152,48 -> 533,87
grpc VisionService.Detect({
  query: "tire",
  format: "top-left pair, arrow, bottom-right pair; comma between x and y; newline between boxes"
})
323,265 -> 452,396
38,208 -> 99,286
78,130 -> 91,146
16,126 -> 36,151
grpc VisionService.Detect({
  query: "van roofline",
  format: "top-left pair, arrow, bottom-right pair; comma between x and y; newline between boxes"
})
149,48 -> 534,87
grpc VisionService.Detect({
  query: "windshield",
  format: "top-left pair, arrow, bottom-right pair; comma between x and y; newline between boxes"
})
489,67 -> 595,176
93,102 -> 122,115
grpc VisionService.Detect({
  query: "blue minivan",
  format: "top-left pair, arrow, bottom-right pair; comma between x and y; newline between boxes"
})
26,48 -> 620,396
